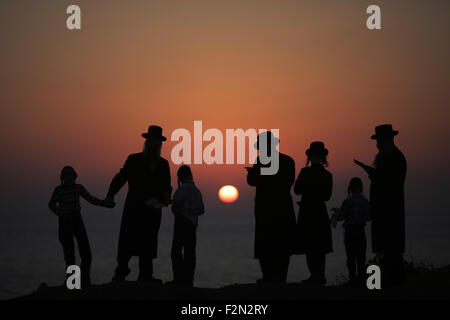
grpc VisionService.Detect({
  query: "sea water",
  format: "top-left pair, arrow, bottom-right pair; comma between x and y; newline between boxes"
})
0,209 -> 449,300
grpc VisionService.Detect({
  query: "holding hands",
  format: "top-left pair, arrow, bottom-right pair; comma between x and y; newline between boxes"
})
102,195 -> 116,209
330,207 -> 340,228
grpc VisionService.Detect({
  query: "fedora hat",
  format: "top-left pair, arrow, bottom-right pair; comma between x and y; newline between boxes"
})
371,124 -> 398,140
306,141 -> 328,157
141,125 -> 167,141
254,131 -> 280,150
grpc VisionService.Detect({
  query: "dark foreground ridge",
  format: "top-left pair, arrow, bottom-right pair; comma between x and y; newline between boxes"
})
14,265 -> 450,300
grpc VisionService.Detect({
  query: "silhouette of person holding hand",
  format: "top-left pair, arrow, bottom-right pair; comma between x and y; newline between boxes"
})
105,125 -> 172,283
294,141 -> 333,286
246,131 -> 296,283
49,166 -> 114,287
354,124 -> 406,286
331,177 -> 370,286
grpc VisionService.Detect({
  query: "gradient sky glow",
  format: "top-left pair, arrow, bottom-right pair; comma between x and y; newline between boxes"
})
1,0 -> 450,223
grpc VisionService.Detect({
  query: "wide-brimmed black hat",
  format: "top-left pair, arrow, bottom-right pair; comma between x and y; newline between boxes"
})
306,141 -> 328,157
254,131 -> 280,150
141,125 -> 167,141
371,124 -> 398,140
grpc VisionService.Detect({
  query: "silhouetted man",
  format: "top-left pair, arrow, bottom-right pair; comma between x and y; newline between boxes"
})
246,131 -> 296,283
105,125 -> 172,283
355,124 -> 407,286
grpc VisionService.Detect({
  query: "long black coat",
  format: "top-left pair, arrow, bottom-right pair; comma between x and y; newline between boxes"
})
247,153 -> 296,259
369,147 -> 406,253
107,153 -> 172,258
294,163 -> 333,254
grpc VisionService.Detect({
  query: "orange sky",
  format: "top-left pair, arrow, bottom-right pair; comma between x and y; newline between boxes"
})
1,0 -> 449,217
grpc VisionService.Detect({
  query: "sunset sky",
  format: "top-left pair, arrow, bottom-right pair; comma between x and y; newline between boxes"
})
1,0 -> 449,223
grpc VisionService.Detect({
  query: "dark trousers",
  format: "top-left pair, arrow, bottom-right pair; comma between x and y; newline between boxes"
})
259,255 -> 290,283
114,253 -> 154,281
306,253 -> 325,279
58,213 -> 92,283
171,216 -> 197,284
382,252 -> 404,287
344,226 -> 366,280
114,213 -> 162,281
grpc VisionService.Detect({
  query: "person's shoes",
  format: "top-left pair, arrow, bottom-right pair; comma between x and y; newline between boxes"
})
256,278 -> 269,284
165,279 -> 184,286
382,278 -> 404,288
138,275 -> 163,284
318,277 -> 327,286
343,278 -> 358,287
62,277 -> 91,288
182,281 -> 194,287
111,275 -> 127,283
111,267 -> 131,283
81,278 -> 92,289
355,276 -> 368,288
256,277 -> 286,285
166,279 -> 194,287
300,276 -> 327,286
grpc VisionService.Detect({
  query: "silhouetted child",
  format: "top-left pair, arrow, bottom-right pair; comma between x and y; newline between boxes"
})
168,165 -> 204,287
48,166 -> 113,287
331,177 -> 370,286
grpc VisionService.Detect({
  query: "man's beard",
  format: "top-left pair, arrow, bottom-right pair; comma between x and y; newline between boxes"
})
143,142 -> 161,160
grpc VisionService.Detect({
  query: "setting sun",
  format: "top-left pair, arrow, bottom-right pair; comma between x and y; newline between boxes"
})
218,185 -> 239,203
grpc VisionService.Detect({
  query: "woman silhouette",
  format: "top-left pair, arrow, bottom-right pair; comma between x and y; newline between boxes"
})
294,141 -> 333,285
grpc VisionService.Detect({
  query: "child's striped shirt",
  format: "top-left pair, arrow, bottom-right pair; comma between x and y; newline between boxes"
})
49,183 -> 103,214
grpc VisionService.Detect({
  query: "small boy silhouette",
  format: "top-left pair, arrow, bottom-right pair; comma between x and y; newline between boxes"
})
331,177 -> 370,286
48,166 -> 114,287
167,165 -> 204,287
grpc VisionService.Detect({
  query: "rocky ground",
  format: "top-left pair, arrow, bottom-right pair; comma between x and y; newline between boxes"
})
14,264 -> 450,300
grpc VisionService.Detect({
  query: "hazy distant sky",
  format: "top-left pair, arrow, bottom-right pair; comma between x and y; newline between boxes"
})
1,0 -> 449,223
